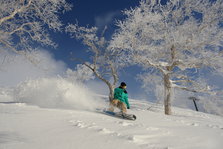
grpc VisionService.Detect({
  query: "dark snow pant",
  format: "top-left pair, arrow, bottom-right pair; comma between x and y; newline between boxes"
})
109,99 -> 127,113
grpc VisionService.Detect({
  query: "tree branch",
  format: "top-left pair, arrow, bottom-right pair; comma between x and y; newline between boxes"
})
173,86 -> 197,93
8,22 -> 34,35
70,56 -> 112,87
0,39 -> 20,54
110,62 -> 118,86
0,0 -> 32,25
0,39 -> 41,67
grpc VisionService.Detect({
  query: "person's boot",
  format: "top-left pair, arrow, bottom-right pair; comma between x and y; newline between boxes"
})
108,105 -> 114,112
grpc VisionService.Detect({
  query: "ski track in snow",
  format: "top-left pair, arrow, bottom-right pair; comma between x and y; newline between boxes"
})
67,106 -> 223,149
69,118 -> 171,149
164,114 -> 223,130
68,110 -> 173,149
1,100 -> 223,149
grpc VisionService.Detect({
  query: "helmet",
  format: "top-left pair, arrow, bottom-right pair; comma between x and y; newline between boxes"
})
121,82 -> 127,87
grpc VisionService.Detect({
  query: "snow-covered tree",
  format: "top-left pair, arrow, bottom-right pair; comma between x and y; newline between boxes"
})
66,24 -> 124,102
110,0 -> 223,115
0,0 -> 71,55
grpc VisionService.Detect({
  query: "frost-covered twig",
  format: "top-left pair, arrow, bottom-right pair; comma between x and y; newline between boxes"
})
0,0 -> 71,54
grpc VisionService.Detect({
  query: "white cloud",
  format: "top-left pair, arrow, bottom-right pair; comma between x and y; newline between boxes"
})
0,49 -> 67,87
94,11 -> 120,29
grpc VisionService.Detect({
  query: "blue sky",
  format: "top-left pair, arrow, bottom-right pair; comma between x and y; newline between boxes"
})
0,0 -> 151,100
47,0 -> 149,99
52,0 -> 140,66
47,0 -> 223,101
50,0 -> 223,100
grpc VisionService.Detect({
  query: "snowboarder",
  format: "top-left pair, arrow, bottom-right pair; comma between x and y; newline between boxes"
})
109,82 -> 130,113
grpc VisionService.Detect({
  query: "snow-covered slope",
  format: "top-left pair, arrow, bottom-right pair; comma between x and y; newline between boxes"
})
1,99 -> 223,149
0,78 -> 223,149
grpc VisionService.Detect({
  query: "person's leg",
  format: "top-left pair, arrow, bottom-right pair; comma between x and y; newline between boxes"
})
108,99 -> 119,112
117,101 -> 127,113
121,102 -> 127,113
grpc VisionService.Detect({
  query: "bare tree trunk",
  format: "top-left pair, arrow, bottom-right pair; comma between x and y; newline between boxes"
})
93,69 -> 115,103
83,62 -> 117,103
164,73 -> 172,115
163,45 -> 175,115
108,84 -> 114,102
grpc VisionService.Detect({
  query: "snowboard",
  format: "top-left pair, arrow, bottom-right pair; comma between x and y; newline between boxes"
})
103,110 -> 136,121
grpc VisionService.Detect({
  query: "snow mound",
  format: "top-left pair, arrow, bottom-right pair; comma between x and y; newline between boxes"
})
7,77 -> 102,110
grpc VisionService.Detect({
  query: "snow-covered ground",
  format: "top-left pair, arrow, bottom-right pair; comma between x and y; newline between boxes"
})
0,78 -> 223,149
1,99 -> 223,149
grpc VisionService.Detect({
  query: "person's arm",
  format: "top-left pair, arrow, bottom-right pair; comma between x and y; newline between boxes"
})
124,91 -> 130,109
125,97 -> 130,109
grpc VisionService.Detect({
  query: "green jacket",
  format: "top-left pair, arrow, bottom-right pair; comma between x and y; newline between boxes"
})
114,87 -> 130,108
